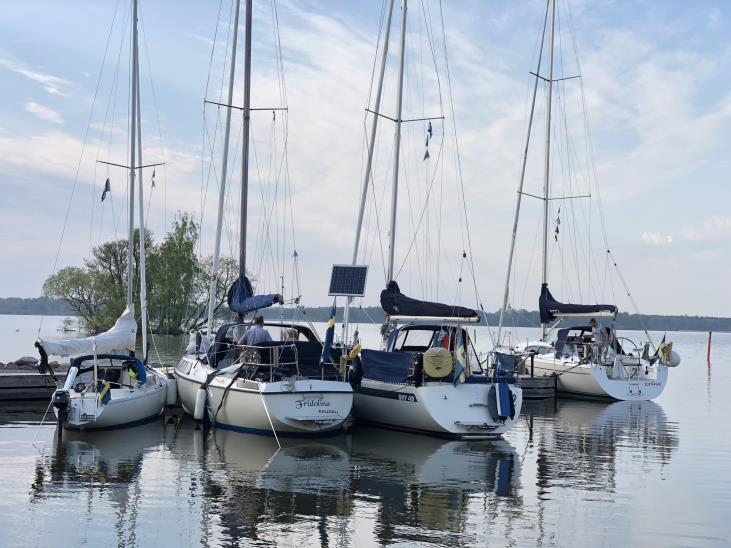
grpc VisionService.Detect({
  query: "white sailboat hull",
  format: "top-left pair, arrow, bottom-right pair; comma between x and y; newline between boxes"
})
530,355 -> 668,401
353,378 -> 522,439
175,356 -> 353,437
55,371 -> 167,431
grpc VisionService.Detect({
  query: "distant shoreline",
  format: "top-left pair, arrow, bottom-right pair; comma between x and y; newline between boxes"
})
2,297 -> 729,333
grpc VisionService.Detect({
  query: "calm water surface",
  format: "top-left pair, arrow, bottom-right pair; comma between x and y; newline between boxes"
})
0,317 -> 729,546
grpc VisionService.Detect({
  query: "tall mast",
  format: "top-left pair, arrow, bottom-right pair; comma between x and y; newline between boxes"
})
126,0 -> 139,311
136,53 -> 148,357
386,0 -> 408,283
540,0 -> 556,341
343,0 -> 396,343
496,0 -> 549,346
351,0 -> 396,265
239,0 -> 253,293
206,0 -> 241,336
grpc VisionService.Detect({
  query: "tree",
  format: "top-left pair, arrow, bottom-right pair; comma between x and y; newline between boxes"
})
42,267 -> 104,333
43,229 -> 153,333
148,213 -> 201,334
41,212 -> 251,335
187,255 -> 240,331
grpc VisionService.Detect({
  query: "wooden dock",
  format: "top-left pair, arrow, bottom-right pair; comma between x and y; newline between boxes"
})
518,374 -> 556,399
0,371 -> 66,401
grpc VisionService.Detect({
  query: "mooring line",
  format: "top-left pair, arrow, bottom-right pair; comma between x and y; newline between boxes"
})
259,388 -> 281,449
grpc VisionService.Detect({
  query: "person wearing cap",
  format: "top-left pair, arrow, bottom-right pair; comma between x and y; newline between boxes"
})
237,314 -> 273,346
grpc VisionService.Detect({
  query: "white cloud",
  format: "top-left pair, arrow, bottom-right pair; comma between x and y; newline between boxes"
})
0,56 -> 70,96
25,101 -> 64,124
682,215 -> 731,242
640,231 -> 672,246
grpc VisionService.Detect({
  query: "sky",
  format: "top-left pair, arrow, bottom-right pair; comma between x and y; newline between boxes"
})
0,0 -> 729,317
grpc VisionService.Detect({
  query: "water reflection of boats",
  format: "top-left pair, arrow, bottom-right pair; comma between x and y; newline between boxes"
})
28,421 -> 170,547
176,422 -> 352,545
210,428 -> 351,494
31,421 -> 168,497
351,425 -> 521,542
523,399 -> 678,493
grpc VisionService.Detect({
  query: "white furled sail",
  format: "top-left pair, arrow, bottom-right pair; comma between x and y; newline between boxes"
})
40,308 -> 137,357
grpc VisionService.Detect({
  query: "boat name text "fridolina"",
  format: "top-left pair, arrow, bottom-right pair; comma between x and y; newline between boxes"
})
295,398 -> 331,409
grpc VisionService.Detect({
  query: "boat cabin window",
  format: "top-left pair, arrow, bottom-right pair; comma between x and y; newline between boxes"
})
393,328 -> 436,352
278,327 -> 305,342
390,326 -> 471,353
525,344 -> 552,355
467,337 -> 484,373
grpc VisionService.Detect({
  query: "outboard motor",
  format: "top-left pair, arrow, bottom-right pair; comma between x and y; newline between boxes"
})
52,389 -> 70,437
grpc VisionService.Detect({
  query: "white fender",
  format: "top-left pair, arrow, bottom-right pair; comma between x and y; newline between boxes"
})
166,376 -> 178,406
193,385 -> 207,421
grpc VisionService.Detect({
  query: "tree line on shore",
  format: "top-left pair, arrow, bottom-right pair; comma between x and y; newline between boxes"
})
259,306 -> 731,333
3,298 -> 729,334
2,213 -> 728,334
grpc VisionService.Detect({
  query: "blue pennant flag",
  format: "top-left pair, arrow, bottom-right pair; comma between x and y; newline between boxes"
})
427,121 -> 433,138
101,178 -> 111,202
319,304 -> 337,366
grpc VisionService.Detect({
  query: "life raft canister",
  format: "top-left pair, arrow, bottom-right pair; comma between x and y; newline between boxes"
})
422,347 -> 453,378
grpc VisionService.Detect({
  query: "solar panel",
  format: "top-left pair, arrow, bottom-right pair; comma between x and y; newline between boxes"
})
328,265 -> 369,297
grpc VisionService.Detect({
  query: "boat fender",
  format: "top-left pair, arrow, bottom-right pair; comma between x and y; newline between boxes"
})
487,385 -> 500,422
194,385 -> 207,421
166,375 -> 178,406
496,383 -> 515,420
664,350 -> 681,367
422,347 -> 453,379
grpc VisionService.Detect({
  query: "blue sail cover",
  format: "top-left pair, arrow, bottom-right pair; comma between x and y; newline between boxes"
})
380,281 -> 480,320
227,276 -> 282,315
539,283 -> 617,324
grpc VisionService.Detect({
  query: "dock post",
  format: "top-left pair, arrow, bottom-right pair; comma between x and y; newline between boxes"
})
530,354 -> 534,378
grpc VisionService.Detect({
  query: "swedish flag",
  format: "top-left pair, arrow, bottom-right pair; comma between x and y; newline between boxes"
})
97,380 -> 112,405
649,334 -> 667,365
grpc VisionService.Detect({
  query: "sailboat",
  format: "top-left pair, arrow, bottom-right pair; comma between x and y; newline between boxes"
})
494,0 -> 680,401
34,0 -> 168,431
174,0 -> 353,437
340,0 -> 522,439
